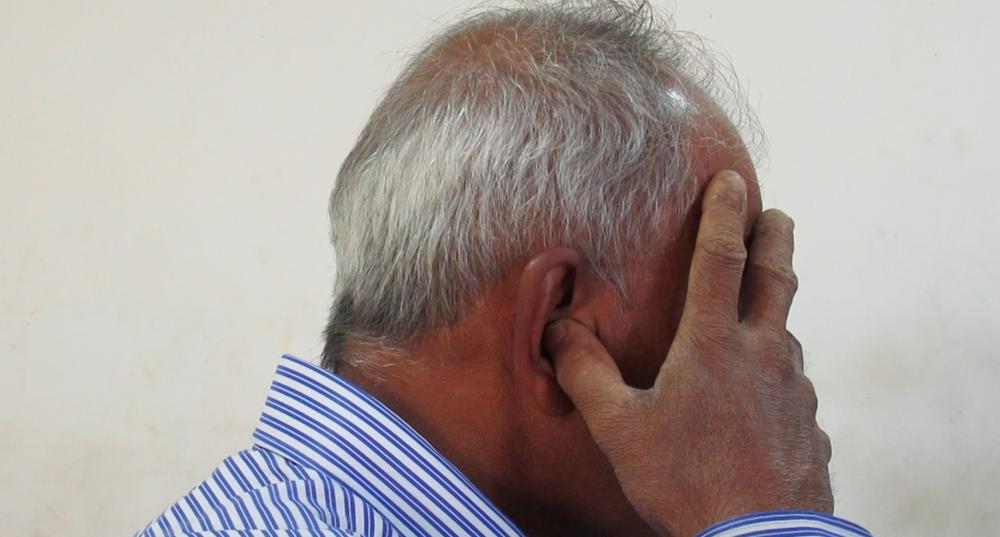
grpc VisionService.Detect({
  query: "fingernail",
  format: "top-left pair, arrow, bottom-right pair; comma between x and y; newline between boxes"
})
715,171 -> 746,210
544,322 -> 567,352
722,170 -> 746,193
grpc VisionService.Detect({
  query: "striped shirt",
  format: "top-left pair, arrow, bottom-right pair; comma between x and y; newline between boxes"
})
136,355 -> 873,537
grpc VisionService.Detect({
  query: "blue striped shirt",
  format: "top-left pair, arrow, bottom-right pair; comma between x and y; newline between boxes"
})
137,355 -> 872,537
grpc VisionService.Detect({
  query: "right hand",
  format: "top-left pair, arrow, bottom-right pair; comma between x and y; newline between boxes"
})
543,170 -> 833,537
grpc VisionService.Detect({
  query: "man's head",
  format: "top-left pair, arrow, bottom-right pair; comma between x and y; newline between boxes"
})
323,1 -> 762,535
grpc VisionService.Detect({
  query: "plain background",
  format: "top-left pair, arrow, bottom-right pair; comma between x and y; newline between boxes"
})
2,1 -> 997,535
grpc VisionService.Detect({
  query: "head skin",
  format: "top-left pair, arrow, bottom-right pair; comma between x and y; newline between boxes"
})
338,90 -> 762,536
328,2 -> 764,535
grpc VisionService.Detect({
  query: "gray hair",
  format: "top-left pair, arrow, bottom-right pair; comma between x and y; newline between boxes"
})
322,0 -> 759,370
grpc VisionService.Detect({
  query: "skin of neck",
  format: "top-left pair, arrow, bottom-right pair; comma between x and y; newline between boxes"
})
340,285 -> 519,509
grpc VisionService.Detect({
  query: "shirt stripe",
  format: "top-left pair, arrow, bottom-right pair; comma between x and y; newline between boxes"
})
136,355 -> 873,537
696,510 -> 873,537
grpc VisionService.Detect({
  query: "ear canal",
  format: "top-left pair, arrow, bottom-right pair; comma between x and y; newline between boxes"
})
555,270 -> 575,309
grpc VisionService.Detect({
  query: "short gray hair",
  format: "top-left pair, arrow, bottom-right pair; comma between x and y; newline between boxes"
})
322,0 -> 758,370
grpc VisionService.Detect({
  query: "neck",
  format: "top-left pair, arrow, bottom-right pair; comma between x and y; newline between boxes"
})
338,336 -> 521,504
338,347 -> 629,537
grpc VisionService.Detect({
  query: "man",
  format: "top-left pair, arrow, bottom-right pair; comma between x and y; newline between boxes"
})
138,2 -> 872,536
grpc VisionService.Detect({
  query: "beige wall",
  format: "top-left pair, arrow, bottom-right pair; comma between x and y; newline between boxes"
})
2,1 -> 997,535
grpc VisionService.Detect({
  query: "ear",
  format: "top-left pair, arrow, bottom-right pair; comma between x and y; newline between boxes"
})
510,248 -> 596,417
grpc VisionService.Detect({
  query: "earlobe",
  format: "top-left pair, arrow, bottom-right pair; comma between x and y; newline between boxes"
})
511,248 -> 591,417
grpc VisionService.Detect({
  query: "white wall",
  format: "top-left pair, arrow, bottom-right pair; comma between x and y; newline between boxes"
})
1,1 -> 997,535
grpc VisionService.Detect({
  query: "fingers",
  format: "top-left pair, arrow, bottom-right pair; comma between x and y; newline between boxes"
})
743,209 -> 797,325
683,171 -> 749,325
788,331 -> 804,374
544,320 -> 635,426
818,428 -> 833,463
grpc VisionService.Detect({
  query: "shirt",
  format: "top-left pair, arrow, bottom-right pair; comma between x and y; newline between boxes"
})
136,355 -> 873,537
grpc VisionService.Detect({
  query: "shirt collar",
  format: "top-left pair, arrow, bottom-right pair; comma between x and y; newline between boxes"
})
252,355 -> 523,537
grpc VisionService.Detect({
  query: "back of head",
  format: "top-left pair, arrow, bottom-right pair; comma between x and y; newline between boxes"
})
323,0 -> 752,370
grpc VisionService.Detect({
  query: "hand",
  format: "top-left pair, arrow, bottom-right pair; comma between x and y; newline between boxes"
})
544,170 -> 833,537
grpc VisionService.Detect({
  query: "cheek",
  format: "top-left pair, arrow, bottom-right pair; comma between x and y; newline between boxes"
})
606,234 -> 697,389
606,271 -> 688,390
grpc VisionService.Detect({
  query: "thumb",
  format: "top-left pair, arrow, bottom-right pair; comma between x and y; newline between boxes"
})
544,320 -> 635,425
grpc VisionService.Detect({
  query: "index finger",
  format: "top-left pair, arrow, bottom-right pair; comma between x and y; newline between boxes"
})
544,320 -> 635,422
682,170 -> 749,324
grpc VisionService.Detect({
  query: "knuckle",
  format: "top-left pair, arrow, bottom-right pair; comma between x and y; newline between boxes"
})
788,332 -> 805,369
818,428 -> 833,463
699,233 -> 748,267
755,333 -> 802,381
764,354 -> 799,383
785,270 -> 800,293
788,332 -> 803,354
752,261 -> 799,292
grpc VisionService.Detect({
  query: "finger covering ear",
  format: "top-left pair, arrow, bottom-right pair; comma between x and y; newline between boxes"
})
544,320 -> 634,422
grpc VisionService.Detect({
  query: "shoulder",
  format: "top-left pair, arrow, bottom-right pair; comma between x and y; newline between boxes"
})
134,448 -> 401,537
